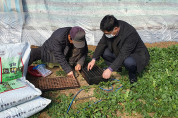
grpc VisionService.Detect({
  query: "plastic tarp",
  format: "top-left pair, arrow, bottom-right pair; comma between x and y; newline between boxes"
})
0,0 -> 178,46
0,0 -> 23,12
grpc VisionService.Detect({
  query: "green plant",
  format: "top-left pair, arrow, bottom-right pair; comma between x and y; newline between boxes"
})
56,70 -> 67,76
30,45 -> 178,118
32,60 -> 43,65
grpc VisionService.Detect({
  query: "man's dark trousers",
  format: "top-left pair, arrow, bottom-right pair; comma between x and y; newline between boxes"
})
102,48 -> 137,83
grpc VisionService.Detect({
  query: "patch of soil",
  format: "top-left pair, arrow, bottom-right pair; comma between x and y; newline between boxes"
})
116,110 -> 143,118
144,41 -> 178,48
31,41 -> 178,53
27,41 -> 177,117
88,41 -> 178,51
38,112 -> 51,118
71,88 -> 96,109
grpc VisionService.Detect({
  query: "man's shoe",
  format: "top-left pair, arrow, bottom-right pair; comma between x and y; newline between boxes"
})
129,72 -> 137,84
130,77 -> 137,84
117,67 -> 122,72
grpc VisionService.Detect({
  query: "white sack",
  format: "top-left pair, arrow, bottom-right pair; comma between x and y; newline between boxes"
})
0,97 -> 51,118
0,77 -> 41,111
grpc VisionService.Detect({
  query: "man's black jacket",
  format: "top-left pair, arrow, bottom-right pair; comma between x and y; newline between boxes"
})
41,27 -> 88,73
93,20 -> 150,73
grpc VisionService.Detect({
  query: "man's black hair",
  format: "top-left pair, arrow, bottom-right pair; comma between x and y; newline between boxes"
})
100,15 -> 119,32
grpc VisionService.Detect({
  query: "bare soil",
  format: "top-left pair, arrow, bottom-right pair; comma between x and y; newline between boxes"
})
88,41 -> 178,51
28,41 -> 177,118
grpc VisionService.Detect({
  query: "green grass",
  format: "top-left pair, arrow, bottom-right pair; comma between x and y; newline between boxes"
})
56,71 -> 67,76
32,60 -> 44,65
30,45 -> 178,118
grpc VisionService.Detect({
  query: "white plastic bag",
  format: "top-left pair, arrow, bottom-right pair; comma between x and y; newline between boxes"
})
0,42 -> 30,83
0,97 -> 51,118
0,77 -> 41,111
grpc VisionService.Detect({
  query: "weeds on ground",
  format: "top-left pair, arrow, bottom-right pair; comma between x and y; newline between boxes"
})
30,45 -> 178,118
32,60 -> 43,65
56,71 -> 67,77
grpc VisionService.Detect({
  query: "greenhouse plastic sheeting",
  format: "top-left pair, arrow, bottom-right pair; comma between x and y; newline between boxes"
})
0,13 -> 23,43
0,0 -> 178,46
0,0 -> 23,12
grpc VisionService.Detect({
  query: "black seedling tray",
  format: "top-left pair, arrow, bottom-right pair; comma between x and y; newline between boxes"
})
80,65 -> 109,85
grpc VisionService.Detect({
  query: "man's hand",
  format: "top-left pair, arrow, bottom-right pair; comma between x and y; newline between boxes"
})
102,68 -> 112,79
67,71 -> 74,78
87,59 -> 96,71
75,64 -> 81,71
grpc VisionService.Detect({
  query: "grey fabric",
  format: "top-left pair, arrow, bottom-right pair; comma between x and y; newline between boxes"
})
41,27 -> 72,73
102,48 -> 137,73
41,27 -> 88,73
93,20 -> 150,73
68,45 -> 87,67
72,38 -> 85,48
70,26 -> 86,48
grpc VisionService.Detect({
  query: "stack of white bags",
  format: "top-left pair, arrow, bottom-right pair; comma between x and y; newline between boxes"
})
0,42 -> 51,118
